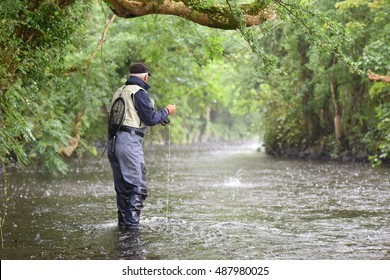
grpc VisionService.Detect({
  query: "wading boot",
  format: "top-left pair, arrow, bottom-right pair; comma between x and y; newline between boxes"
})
119,210 -> 141,229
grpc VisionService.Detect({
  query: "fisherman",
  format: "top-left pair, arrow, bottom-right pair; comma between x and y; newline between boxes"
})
107,62 -> 176,229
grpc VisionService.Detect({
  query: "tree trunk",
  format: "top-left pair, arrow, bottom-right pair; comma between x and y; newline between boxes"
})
330,53 -> 345,148
298,36 -> 320,144
60,111 -> 83,157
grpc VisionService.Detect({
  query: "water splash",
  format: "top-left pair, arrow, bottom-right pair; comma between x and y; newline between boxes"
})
224,169 -> 243,187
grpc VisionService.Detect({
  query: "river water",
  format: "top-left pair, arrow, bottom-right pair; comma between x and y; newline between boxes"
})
0,141 -> 389,260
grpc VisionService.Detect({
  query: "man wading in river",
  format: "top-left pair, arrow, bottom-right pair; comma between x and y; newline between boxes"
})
107,62 -> 176,229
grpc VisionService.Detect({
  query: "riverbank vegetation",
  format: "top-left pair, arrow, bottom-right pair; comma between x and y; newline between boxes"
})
0,0 -> 389,174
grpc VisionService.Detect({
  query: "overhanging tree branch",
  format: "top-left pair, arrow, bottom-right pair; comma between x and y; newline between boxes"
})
104,0 -> 277,29
367,70 -> 390,83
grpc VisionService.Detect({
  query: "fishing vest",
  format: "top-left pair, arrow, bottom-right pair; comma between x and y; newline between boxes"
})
111,84 -> 154,128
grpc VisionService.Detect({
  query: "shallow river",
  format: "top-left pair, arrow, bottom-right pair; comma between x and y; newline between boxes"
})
1,141 -> 389,260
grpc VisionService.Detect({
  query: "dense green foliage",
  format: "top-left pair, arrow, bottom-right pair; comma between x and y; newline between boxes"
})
250,0 -> 389,165
0,0 -> 89,173
0,0 -> 389,175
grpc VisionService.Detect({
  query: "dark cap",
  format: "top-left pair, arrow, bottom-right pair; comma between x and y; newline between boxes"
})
130,62 -> 151,76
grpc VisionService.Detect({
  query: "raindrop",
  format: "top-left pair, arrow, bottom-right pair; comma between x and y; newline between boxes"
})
34,233 -> 40,241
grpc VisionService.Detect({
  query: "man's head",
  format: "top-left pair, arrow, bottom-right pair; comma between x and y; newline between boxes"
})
130,62 -> 151,81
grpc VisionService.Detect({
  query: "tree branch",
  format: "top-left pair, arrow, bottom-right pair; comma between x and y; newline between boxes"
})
88,14 -> 117,65
105,0 -> 277,29
367,70 -> 390,83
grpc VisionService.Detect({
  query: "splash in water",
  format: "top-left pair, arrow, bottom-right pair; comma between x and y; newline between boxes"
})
223,169 -> 243,187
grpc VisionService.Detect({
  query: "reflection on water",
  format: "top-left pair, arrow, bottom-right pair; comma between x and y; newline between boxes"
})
115,228 -> 147,260
0,141 -> 389,260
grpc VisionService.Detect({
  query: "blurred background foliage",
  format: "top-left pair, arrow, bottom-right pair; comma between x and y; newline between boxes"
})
0,0 -> 389,175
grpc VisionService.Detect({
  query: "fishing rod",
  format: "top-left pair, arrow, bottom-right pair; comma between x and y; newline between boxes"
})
168,5 -> 289,108
160,81 -> 206,126
161,45 -> 251,126
175,82 -> 207,106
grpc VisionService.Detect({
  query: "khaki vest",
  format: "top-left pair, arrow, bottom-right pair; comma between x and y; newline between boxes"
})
111,85 -> 153,128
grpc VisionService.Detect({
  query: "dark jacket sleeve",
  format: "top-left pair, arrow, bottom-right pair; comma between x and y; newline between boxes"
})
133,90 -> 169,126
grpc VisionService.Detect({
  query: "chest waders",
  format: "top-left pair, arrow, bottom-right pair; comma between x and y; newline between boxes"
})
108,85 -> 148,229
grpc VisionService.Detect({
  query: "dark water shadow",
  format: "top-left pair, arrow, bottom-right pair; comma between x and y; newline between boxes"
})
114,227 -> 148,260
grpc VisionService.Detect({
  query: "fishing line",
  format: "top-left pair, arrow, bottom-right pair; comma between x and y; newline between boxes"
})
172,16 -> 289,108
0,160 -> 8,249
174,44 -> 253,107
165,124 -> 171,229
162,45 -> 253,225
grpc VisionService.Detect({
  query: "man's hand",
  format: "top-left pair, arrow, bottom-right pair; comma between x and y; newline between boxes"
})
166,104 -> 176,115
